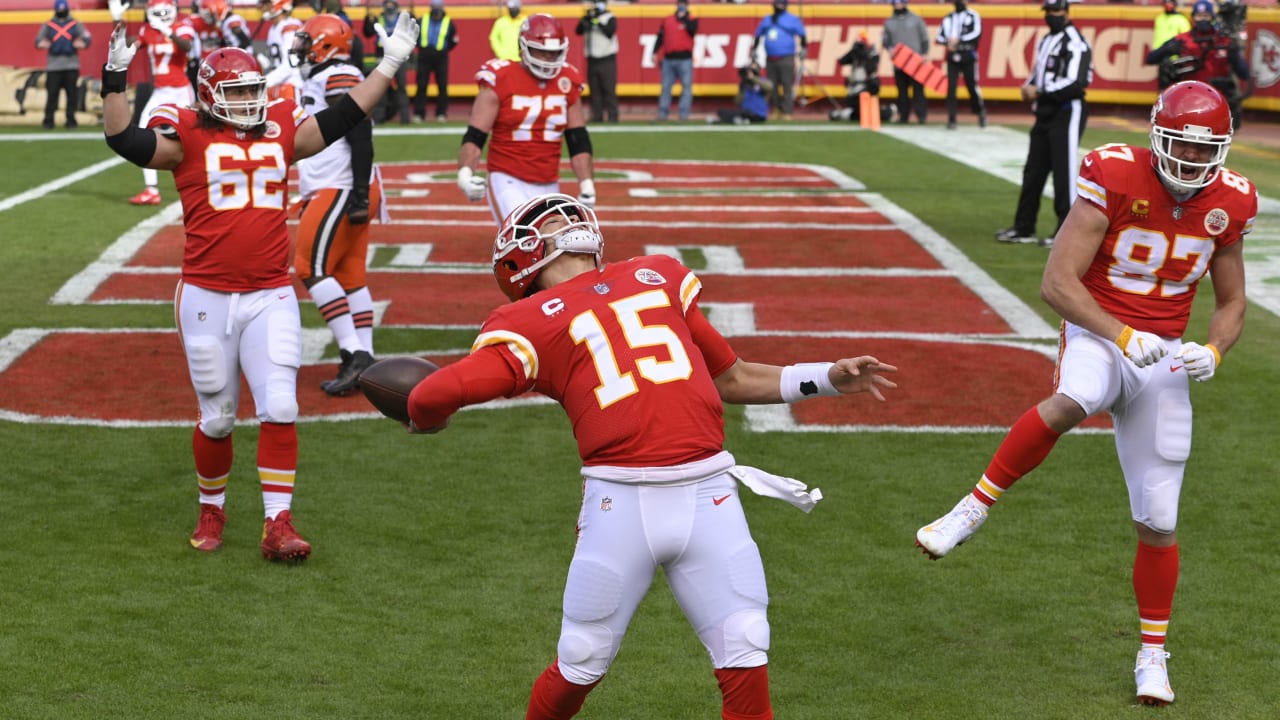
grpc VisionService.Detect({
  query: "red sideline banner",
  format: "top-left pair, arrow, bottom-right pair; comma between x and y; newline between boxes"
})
2,5 -> 1278,110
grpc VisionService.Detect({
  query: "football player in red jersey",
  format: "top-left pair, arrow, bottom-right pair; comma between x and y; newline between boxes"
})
456,14 -> 597,225
98,13 -> 420,561
404,193 -> 898,719
915,81 -> 1255,707
116,0 -> 198,205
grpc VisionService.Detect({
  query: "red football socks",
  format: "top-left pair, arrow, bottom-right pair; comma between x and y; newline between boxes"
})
715,665 -> 773,720
1134,541 -> 1179,646
525,661 -> 598,720
975,407 -> 1062,504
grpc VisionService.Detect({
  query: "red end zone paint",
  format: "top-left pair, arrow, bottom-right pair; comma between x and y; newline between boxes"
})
4,160 -> 1104,430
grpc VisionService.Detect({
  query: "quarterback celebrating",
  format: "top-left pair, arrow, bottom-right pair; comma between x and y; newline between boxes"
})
915,81 -> 1255,707
456,14 -> 596,224
404,193 -> 897,719
99,13 -> 420,561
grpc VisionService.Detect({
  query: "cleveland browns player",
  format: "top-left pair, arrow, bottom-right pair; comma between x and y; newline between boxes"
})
98,13 -> 419,561
291,13 -> 382,397
915,80 -> 1255,707
456,14 -> 597,225
403,192 -> 897,719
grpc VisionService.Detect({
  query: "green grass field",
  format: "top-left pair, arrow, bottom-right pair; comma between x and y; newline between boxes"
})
2,122 -> 1279,719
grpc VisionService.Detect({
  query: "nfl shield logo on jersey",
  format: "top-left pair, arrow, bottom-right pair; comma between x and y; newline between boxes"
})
600,496 -> 612,512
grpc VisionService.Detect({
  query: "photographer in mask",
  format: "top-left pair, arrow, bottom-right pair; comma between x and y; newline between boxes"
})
1146,0 -> 1249,129
708,60 -> 772,125
829,31 -> 892,124
575,0 -> 619,123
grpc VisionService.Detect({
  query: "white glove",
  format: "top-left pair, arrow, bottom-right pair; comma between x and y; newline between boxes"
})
1115,325 -> 1168,368
1175,342 -> 1220,382
577,178 -> 596,208
105,22 -> 139,72
456,166 -> 487,202
108,0 -> 127,22
372,11 -> 420,78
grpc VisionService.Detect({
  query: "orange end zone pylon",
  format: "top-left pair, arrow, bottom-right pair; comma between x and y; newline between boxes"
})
890,43 -> 948,97
859,92 -> 881,131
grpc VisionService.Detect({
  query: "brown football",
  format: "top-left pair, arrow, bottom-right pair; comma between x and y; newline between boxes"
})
358,356 -> 439,424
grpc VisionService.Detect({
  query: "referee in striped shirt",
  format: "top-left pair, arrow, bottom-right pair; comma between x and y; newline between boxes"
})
937,1 -> 986,129
995,0 -> 1093,248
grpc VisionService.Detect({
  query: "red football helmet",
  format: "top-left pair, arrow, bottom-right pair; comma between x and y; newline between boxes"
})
1150,80 -> 1232,193
146,0 -> 177,26
291,14 -> 353,67
197,48 -> 268,129
519,14 -> 569,80
493,194 -> 603,302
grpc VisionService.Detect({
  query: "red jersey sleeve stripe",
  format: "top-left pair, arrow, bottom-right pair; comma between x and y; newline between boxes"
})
148,104 -> 182,128
472,329 -> 539,380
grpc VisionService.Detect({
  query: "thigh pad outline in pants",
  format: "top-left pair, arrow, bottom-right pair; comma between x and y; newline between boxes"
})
1055,327 -> 1125,416
557,481 -> 658,684
665,477 -> 769,669
1114,369 -> 1191,534
240,293 -> 302,424
178,284 -> 240,438
184,333 -> 238,438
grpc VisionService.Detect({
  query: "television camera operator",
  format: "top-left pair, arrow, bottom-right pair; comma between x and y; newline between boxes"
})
1146,0 -> 1250,129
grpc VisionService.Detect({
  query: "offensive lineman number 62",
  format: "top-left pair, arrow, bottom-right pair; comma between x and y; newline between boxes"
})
205,143 -> 289,210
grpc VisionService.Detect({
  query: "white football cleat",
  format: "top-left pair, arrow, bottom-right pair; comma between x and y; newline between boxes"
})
915,494 -> 988,559
1135,647 -> 1175,706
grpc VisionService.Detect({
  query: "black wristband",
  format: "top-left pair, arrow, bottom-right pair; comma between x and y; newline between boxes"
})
565,126 -> 592,157
462,124 -> 488,150
314,94 -> 368,146
101,66 -> 128,97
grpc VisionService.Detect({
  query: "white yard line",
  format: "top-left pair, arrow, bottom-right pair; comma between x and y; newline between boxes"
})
884,123 -> 1280,319
0,157 -> 125,213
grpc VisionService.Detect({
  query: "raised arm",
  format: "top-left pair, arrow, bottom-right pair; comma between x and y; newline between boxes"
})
293,11 -> 419,159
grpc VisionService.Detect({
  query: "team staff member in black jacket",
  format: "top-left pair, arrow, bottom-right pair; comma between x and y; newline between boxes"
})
995,0 -> 1092,248
937,0 -> 986,129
